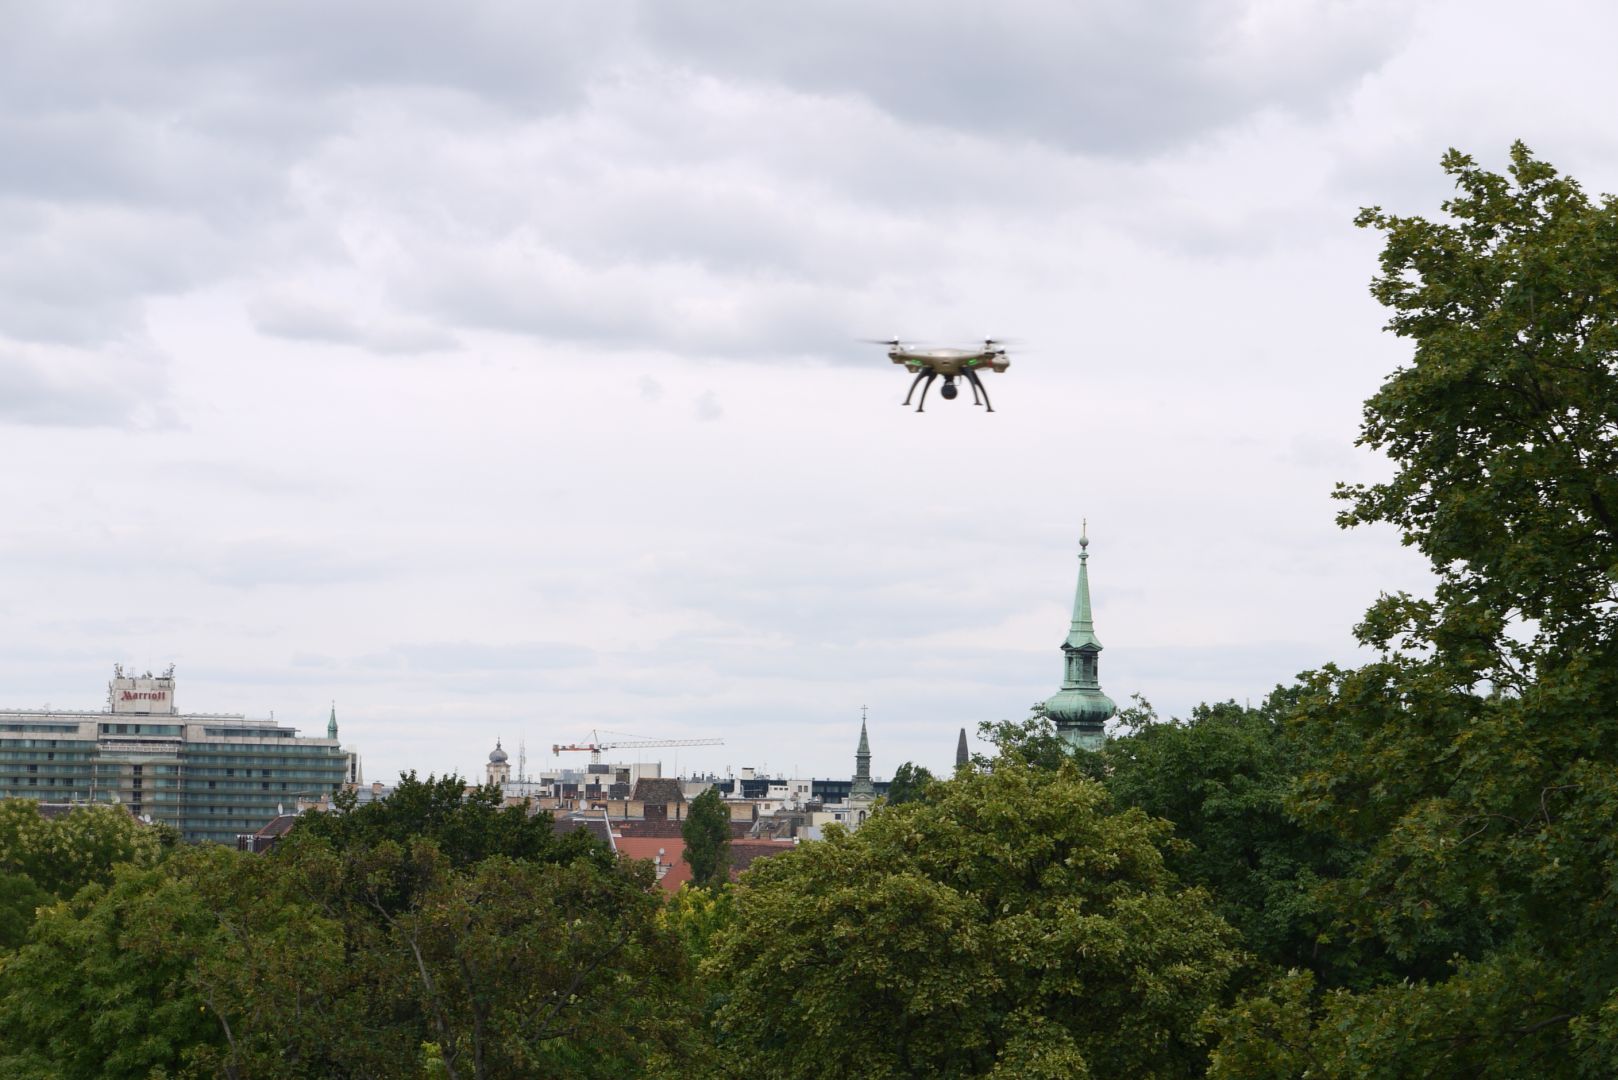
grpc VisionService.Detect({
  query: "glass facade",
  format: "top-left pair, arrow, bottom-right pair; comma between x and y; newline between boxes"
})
1,678 -> 348,843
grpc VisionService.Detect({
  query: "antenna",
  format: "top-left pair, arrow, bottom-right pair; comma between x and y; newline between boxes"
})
518,738 -> 527,783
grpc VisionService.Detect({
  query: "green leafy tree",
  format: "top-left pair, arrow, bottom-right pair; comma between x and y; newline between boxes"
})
0,850 -> 235,1079
1212,144 -> 1618,1077
290,771 -> 603,873
0,801 -> 163,950
660,882 -> 736,964
682,787 -> 730,891
972,711 -> 1075,772
705,761 -> 1240,1079
273,838 -> 703,1080
0,828 -> 707,1079
1101,692 -> 1363,981
883,761 -> 936,805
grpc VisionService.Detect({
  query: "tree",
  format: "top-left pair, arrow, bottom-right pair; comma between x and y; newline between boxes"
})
0,801 -> 163,950
289,771 -> 604,874
972,711 -> 1077,772
1211,145 -> 1618,1077
1341,141 -> 1618,673
0,826 -> 708,1079
883,761 -> 935,805
1101,692 -> 1362,982
682,787 -> 730,891
705,761 -> 1240,1078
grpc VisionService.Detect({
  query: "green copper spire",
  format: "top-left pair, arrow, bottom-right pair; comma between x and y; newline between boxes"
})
851,707 -> 875,799
1043,525 -> 1116,751
327,702 -> 338,741
1065,521 -> 1103,651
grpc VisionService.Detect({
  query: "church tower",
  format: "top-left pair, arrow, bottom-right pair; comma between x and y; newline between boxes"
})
1042,525 -> 1116,751
849,710 -> 875,801
486,739 -> 511,789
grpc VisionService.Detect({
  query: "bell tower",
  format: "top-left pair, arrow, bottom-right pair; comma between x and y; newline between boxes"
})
1042,524 -> 1116,750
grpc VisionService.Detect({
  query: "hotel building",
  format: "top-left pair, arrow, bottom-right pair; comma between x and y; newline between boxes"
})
0,668 -> 348,844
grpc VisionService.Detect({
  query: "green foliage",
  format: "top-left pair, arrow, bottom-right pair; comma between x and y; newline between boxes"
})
0,800 -> 163,900
1210,145 -> 1618,1076
705,761 -> 1241,1079
0,872 -> 46,951
291,771 -> 604,872
972,712 -> 1075,772
884,761 -> 936,805
682,787 -> 731,891
0,801 -> 163,950
0,850 -> 229,1079
660,882 -> 736,964
1101,693 -> 1357,981
1344,140 -> 1618,671
0,783 -> 707,1079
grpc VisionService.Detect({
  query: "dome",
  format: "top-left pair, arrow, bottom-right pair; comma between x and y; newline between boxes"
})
488,742 -> 508,764
1043,686 -> 1116,728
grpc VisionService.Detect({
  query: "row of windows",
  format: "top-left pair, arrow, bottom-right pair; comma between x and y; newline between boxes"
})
1,739 -> 95,749
98,723 -> 184,735
2,752 -> 340,768
184,749 -> 342,761
184,764 -> 342,778
0,724 -> 82,733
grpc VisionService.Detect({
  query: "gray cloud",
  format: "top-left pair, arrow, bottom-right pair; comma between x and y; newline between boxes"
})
640,0 -> 1411,153
3,0 -> 1609,787
248,293 -> 459,355
0,345 -> 173,428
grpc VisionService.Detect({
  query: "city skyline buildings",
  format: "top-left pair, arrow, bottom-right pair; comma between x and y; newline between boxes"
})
0,669 -> 348,843
0,528 -> 1113,792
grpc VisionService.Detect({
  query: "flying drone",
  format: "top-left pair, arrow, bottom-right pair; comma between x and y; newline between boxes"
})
867,339 -> 1012,413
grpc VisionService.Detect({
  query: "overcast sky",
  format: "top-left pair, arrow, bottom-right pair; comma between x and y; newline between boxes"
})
3,1 -> 1615,784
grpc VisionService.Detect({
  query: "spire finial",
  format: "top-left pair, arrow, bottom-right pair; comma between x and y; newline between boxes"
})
1080,518 -> 1089,552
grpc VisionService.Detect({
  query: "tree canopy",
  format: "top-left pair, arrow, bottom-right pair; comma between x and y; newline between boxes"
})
704,760 -> 1241,1079
682,787 -> 731,891
1210,143 -> 1618,1077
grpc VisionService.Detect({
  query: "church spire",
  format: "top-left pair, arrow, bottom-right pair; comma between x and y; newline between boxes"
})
1066,520 -> 1102,651
327,702 -> 338,741
955,727 -> 969,769
1042,525 -> 1116,751
851,707 -> 875,799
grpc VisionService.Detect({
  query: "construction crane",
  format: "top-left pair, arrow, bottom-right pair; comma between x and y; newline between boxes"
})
551,730 -> 723,765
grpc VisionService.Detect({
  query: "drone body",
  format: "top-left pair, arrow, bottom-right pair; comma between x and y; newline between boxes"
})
873,339 -> 1011,412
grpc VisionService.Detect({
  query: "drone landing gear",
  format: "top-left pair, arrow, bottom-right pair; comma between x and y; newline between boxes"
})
902,370 -> 928,406
910,371 -> 939,412
965,369 -> 994,413
964,375 -> 983,406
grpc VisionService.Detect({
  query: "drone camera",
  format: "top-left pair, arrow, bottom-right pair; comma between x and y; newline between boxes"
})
940,382 -> 959,400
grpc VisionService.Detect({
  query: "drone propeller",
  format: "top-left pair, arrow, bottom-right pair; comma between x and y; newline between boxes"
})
859,337 -> 904,346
